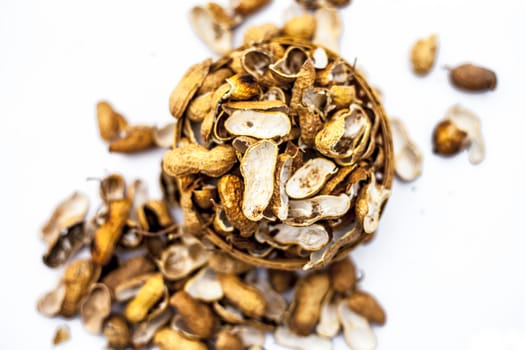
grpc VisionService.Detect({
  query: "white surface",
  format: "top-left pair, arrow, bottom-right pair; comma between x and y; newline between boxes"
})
2,0 -> 525,349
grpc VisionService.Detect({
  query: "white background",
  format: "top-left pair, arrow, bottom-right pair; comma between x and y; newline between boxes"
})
2,0 -> 525,349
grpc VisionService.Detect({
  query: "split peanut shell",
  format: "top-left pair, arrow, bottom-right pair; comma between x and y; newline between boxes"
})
170,291 -> 216,339
218,273 -> 267,318
154,328 -> 207,350
62,259 -> 101,318
338,300 -> 377,350
80,283 -> 112,334
96,101 -> 128,141
432,104 -> 485,164
169,58 -> 212,119
103,314 -> 131,349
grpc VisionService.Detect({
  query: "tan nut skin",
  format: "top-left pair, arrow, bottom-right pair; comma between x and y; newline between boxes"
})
329,256 -> 356,293
61,259 -> 99,318
289,272 -> 330,336
153,328 -> 207,350
170,291 -> 216,339
91,199 -> 131,266
124,274 -> 164,323
217,273 -> 267,318
347,291 -> 386,325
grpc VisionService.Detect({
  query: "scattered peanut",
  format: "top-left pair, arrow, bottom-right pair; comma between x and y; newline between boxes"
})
170,291 -> 216,339
91,199 -> 131,265
329,256 -> 356,293
61,259 -> 100,318
410,34 -> 438,75
124,274 -> 165,323
449,63 -> 497,92
218,273 -> 267,318
288,272 -> 330,336
154,328 -> 207,350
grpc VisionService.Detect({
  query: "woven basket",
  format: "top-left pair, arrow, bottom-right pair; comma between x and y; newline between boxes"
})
175,37 -> 394,270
